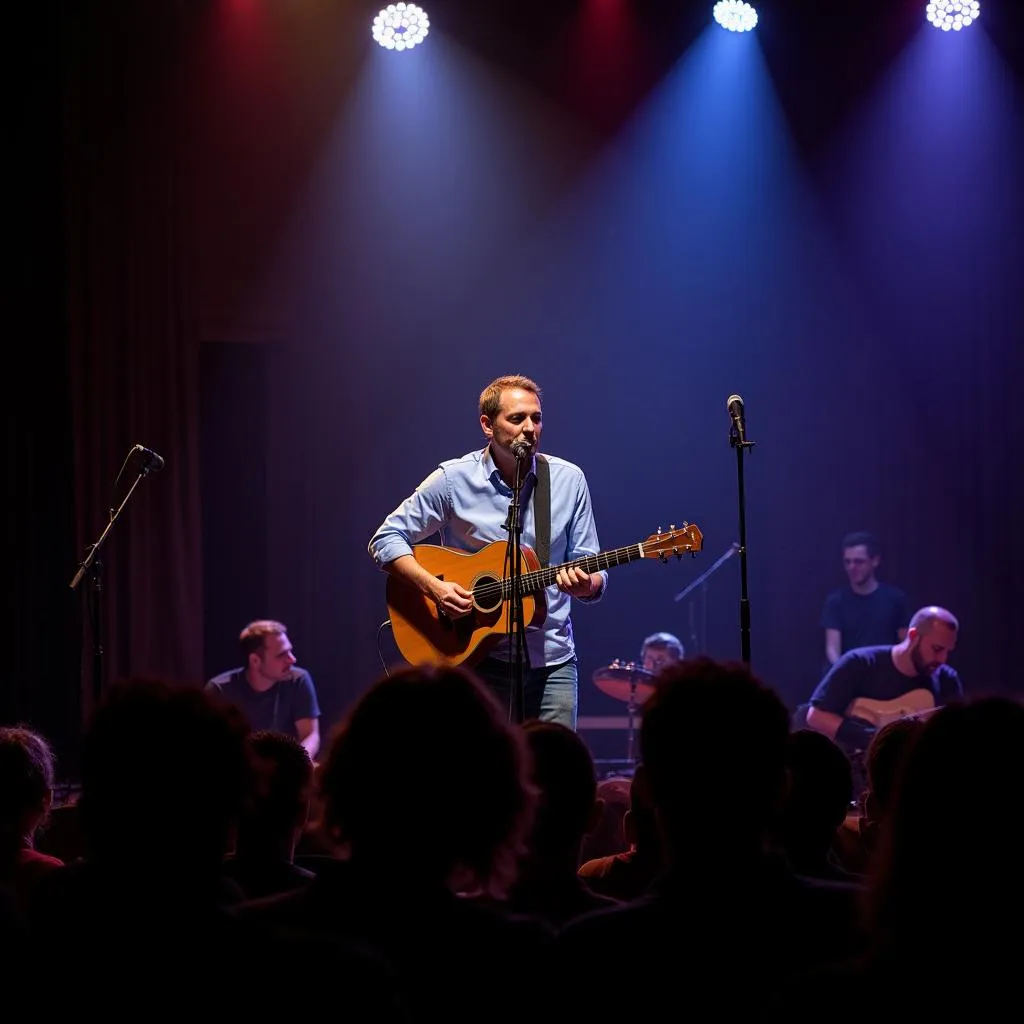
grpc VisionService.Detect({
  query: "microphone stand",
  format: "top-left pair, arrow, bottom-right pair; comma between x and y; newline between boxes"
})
729,421 -> 756,664
625,681 -> 639,767
502,454 -> 528,723
673,541 -> 740,653
69,455 -> 158,711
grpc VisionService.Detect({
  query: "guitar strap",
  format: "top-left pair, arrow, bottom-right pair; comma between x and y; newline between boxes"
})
534,454 -> 551,568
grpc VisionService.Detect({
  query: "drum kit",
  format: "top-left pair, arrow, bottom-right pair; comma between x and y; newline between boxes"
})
591,658 -> 656,769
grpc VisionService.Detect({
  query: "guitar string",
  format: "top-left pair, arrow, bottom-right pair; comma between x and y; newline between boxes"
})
470,546 -> 637,602
469,543 -> 680,602
459,527 -> 698,604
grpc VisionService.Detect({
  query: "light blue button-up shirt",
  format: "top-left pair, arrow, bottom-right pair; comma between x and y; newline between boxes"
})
369,447 -> 607,667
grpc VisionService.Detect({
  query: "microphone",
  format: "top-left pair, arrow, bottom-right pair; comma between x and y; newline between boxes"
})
511,438 -> 533,461
134,444 -> 165,472
726,394 -> 747,445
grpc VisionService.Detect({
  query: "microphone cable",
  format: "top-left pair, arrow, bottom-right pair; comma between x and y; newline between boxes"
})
376,619 -> 393,677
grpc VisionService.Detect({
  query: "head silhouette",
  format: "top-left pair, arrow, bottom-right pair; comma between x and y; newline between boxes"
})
639,657 -> 790,860
779,729 -> 853,869
0,727 -> 56,852
870,697 -> 1024,956
79,679 -> 251,871
318,664 -> 536,896
519,720 -> 598,859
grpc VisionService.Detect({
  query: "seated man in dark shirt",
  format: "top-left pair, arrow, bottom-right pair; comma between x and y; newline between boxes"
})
806,606 -> 963,757
207,620 -> 321,760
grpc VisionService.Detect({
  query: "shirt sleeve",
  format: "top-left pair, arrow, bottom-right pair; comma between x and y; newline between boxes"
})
291,670 -> 321,721
566,472 -> 607,603
808,653 -> 863,715
368,467 -> 452,569
820,592 -> 842,631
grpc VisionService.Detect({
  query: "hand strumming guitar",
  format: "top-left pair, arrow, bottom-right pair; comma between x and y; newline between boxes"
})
433,579 -> 475,619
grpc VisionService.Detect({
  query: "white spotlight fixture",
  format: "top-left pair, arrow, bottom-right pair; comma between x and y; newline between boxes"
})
713,1 -> 758,33
926,1 -> 981,31
372,3 -> 430,51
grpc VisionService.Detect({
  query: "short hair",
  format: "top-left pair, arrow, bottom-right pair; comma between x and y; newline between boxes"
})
479,375 -> 542,420
640,632 -> 685,662
865,716 -> 925,819
578,776 -> 632,863
80,678 -> 252,862
240,620 -> 288,661
639,657 -> 790,838
520,720 -> 597,851
909,606 -> 959,635
870,698 -> 1024,946
0,726 -> 56,825
318,664 -> 535,897
841,531 -> 879,557
243,730 -> 314,833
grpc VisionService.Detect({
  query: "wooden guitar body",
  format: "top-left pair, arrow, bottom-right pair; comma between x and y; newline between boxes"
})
384,522 -> 703,668
845,688 -> 937,729
387,541 -> 546,667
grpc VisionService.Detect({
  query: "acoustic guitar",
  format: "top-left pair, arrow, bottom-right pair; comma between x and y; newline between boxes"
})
845,688 -> 937,729
386,523 -> 703,667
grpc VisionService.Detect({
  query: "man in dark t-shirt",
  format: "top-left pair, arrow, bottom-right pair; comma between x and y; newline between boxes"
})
807,606 -> 963,756
207,620 -> 321,760
821,532 -> 909,667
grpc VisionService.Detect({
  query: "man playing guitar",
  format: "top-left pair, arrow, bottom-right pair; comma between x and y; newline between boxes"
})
805,606 -> 964,755
368,374 -> 607,729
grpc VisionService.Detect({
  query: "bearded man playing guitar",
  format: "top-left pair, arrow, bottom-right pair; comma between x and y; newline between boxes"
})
368,374 -> 607,730
806,606 -> 964,756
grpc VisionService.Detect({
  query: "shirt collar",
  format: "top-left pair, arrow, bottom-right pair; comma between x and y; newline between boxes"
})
482,445 -> 536,490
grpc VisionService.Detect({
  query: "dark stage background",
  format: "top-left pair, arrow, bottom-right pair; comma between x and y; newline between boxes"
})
8,0 -> 1023,777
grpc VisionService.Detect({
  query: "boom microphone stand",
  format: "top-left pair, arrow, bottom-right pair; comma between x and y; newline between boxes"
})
69,444 -> 165,709
727,395 -> 755,665
672,540 -> 741,653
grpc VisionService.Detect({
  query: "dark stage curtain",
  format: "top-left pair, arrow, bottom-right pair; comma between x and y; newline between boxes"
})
63,1 -> 205,712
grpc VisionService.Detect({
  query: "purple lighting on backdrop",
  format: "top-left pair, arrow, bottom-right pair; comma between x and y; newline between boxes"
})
193,0 -> 1024,733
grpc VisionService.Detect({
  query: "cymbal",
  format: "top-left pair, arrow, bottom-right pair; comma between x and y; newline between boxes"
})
592,660 -> 656,705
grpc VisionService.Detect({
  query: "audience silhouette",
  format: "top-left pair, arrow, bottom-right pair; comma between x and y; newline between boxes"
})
552,657 -> 864,1015
237,663 -> 549,1023
488,720 -> 619,927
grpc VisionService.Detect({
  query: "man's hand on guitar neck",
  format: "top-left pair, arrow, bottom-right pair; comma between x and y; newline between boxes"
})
555,565 -> 601,600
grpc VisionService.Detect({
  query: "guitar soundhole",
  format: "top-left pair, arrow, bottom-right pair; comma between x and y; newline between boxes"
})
473,573 -> 503,614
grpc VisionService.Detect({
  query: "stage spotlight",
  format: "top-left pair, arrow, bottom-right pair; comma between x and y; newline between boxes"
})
372,3 -> 430,51
926,0 -> 981,31
713,1 -> 758,33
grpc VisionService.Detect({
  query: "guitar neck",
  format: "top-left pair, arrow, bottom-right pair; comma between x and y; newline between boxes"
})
504,544 -> 644,598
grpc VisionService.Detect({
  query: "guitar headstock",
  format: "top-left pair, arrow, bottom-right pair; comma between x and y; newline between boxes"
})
640,522 -> 704,562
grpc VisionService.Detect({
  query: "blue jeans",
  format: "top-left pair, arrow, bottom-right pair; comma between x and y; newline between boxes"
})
473,656 -> 578,730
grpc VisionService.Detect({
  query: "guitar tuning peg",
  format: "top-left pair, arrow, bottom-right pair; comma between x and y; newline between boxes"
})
669,524 -> 676,531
